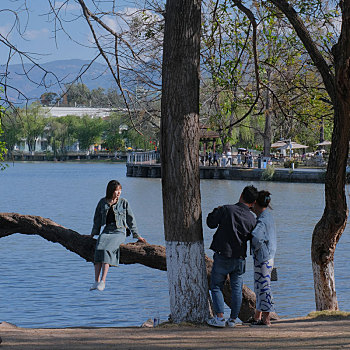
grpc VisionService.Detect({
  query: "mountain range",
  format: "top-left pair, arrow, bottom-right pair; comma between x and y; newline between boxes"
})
1,59 -> 118,103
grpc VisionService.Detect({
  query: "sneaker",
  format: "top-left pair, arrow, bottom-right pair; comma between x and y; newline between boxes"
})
225,318 -> 236,328
97,280 -> 105,291
89,281 -> 99,291
207,316 -> 225,328
250,319 -> 270,327
242,316 -> 256,325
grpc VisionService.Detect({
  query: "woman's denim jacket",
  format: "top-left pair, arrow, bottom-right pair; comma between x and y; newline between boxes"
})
91,197 -> 139,238
251,210 -> 276,264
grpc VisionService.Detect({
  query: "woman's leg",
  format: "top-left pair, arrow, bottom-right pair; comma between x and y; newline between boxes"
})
101,263 -> 110,283
94,263 -> 102,282
262,311 -> 271,325
254,310 -> 262,320
254,259 -> 274,320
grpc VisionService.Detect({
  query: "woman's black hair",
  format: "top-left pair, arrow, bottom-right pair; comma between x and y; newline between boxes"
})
106,180 -> 122,199
256,190 -> 271,208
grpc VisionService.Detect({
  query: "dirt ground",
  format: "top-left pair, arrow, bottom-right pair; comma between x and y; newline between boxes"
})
1,316 -> 350,349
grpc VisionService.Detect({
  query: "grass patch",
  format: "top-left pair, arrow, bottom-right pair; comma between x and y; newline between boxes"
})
307,310 -> 350,320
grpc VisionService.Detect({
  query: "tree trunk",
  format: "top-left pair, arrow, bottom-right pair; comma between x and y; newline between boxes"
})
161,0 -> 208,323
0,212 -> 267,322
263,84 -> 272,157
311,3 -> 350,310
269,0 -> 350,313
311,103 -> 349,310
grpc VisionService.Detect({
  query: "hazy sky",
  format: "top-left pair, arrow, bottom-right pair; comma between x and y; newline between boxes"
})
0,1 -> 130,65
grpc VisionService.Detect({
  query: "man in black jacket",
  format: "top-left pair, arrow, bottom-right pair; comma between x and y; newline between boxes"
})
207,185 -> 258,328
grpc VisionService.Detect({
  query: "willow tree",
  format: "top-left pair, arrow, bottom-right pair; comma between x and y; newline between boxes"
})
161,0 -> 209,323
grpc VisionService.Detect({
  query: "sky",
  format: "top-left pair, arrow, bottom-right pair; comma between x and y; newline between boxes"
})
0,0 -> 143,65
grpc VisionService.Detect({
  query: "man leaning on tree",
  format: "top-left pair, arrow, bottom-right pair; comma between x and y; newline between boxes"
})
206,185 -> 258,328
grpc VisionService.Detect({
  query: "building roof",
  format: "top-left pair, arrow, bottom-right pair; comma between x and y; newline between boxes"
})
199,125 -> 220,140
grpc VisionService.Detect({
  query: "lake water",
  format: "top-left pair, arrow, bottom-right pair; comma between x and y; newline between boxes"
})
0,162 -> 349,328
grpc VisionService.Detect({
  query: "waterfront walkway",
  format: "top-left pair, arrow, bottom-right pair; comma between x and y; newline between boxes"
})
126,163 -> 327,183
1,316 -> 350,349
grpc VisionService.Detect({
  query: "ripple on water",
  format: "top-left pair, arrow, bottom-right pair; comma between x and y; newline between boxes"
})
0,163 -> 349,327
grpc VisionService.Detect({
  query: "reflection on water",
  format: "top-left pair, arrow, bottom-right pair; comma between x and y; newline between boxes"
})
0,162 -> 349,327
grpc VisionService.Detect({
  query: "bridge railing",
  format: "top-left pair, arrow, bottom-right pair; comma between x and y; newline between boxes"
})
126,150 -> 160,165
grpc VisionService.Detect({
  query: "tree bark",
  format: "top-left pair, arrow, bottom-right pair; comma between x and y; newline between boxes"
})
311,4 -> 350,309
161,0 -> 209,323
268,0 -> 350,311
0,212 -> 271,322
263,68 -> 272,157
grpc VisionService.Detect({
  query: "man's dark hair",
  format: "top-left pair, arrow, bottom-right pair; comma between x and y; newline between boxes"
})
241,185 -> 258,204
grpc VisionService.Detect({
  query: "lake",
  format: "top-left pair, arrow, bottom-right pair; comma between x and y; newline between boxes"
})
0,162 -> 349,328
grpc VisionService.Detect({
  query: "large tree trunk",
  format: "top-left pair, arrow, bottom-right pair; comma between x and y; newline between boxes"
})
0,212 -> 268,322
263,68 -> 272,157
269,0 -> 350,312
161,0 -> 209,323
311,6 -> 350,309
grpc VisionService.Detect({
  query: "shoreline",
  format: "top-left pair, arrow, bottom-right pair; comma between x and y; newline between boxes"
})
126,163 -> 330,183
1,316 -> 350,349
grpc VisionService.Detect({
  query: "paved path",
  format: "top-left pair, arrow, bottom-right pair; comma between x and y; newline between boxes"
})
1,317 -> 350,349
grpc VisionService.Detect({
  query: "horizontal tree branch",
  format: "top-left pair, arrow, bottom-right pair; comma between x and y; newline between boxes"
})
0,212 -> 278,322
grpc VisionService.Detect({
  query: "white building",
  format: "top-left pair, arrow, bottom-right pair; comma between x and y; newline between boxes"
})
43,106 -> 128,118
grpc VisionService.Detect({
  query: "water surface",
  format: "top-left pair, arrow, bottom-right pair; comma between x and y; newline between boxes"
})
0,162 -> 349,327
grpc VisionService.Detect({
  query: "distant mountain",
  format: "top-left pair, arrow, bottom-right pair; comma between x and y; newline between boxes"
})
1,59 -> 118,103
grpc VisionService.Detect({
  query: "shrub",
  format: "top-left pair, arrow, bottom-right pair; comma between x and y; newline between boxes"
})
261,165 -> 275,181
284,160 -> 299,168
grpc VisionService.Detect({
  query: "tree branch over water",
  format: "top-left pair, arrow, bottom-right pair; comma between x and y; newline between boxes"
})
0,212 -> 278,322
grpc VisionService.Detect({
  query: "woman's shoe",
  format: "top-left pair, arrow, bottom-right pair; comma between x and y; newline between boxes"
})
97,280 -> 105,291
89,281 -> 99,291
250,319 -> 271,327
242,316 -> 256,325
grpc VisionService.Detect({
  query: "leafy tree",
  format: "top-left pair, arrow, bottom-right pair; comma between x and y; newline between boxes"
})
0,109 -> 8,170
45,115 -> 79,156
64,83 -> 91,107
102,113 -> 126,151
0,112 -> 21,157
40,92 -> 59,106
90,87 -> 108,107
73,115 -> 104,151
18,103 -> 46,153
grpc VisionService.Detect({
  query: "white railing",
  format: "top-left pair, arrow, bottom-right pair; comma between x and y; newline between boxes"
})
127,150 -> 159,165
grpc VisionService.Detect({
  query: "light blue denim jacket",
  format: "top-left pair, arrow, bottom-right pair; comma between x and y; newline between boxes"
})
251,209 -> 276,264
91,197 -> 139,238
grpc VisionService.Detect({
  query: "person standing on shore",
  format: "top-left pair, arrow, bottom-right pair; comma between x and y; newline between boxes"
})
206,185 -> 258,327
90,180 -> 146,291
249,190 -> 276,327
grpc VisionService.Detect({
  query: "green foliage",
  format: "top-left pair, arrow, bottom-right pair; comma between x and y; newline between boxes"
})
284,160 -> 299,168
102,113 -> 126,151
18,103 -> 46,152
201,0 -> 335,153
65,83 -> 91,106
1,112 -> 21,156
0,115 -> 8,170
261,165 -> 275,181
45,115 -> 79,155
62,84 -> 124,108
73,115 -> 105,150
40,92 -> 59,106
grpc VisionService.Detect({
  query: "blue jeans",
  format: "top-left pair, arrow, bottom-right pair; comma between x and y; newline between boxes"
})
210,253 -> 246,319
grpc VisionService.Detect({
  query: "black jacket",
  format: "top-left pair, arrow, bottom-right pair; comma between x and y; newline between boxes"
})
207,202 -> 256,258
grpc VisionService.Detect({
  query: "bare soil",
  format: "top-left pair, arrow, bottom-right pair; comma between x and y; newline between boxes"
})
1,316 -> 350,349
